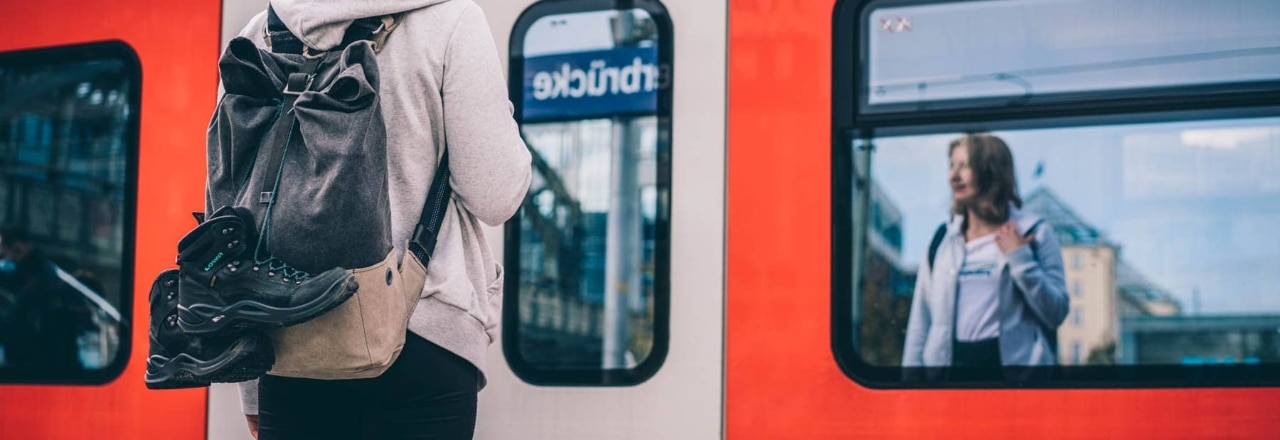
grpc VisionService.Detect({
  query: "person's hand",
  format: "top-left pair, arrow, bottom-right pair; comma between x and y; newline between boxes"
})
246,415 -> 260,439
995,221 -> 1032,254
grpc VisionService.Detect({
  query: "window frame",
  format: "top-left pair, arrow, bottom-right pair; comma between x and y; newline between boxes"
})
0,40 -> 140,386
832,0 -> 1280,388
503,0 -> 674,386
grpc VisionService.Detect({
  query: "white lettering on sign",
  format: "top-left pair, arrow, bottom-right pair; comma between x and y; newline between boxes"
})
532,57 -> 661,101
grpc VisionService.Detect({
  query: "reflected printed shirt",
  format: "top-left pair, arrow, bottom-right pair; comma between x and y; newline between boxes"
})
956,233 -> 1002,342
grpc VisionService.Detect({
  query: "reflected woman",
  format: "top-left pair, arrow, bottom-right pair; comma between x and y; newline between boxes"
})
902,133 -> 1069,373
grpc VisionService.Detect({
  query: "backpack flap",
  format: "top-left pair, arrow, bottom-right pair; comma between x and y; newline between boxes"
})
209,35 -> 391,274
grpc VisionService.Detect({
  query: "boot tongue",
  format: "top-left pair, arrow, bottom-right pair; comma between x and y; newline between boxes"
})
230,206 -> 261,244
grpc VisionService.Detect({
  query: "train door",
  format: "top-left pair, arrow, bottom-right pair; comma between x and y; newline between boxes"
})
728,0 -> 1280,438
474,1 -> 726,439
0,0 -> 220,438
206,1 -> 728,439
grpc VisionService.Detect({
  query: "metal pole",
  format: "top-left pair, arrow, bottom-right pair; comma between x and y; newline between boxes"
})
602,116 -> 641,369
849,137 -> 874,347
602,10 -> 644,369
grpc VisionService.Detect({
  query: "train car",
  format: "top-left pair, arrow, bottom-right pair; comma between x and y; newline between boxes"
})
1,0 -> 1278,438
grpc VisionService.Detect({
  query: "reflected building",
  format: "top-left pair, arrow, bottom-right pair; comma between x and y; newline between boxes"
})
1116,261 -> 1182,318
1121,315 -> 1280,365
1023,188 -> 1122,365
0,60 -> 131,370
1023,187 -> 1280,366
1023,187 -> 1183,366
1,74 -> 129,307
857,181 -> 915,366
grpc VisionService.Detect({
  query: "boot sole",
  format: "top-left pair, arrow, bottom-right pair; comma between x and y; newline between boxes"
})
145,332 -> 274,389
176,274 -> 356,334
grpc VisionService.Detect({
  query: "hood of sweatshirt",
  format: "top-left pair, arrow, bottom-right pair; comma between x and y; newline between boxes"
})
270,0 -> 453,50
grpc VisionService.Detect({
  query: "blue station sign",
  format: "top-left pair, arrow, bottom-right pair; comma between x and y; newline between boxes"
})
522,46 -> 664,122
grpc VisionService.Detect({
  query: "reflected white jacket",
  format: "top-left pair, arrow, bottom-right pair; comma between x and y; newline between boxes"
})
902,207 -> 1070,367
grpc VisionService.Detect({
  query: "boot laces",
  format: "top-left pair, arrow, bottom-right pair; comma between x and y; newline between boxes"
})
249,115 -> 313,283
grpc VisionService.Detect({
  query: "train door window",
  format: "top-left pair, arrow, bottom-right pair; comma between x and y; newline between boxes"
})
505,0 -> 672,385
0,42 -> 139,384
833,0 -> 1280,386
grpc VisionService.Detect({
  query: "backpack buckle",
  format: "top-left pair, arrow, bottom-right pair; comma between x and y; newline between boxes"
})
283,72 -> 313,95
283,51 -> 324,95
369,15 -> 402,52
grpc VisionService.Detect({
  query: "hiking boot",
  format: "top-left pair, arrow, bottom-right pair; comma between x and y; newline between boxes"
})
175,206 -> 360,334
145,269 -> 275,389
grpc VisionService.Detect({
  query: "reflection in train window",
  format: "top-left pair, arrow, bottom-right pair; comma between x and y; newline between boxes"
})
505,0 -> 671,385
851,118 -> 1280,372
0,42 -> 138,384
834,0 -> 1280,386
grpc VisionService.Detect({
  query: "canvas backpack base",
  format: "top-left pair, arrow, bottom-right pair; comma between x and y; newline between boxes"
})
268,244 -> 427,379
202,12 -> 452,380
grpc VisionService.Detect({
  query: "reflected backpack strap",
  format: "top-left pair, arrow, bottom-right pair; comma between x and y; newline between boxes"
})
1023,220 -> 1042,258
409,152 -> 453,264
926,223 -> 947,274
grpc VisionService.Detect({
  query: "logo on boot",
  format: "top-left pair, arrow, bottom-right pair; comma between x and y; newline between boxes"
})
204,252 -> 225,272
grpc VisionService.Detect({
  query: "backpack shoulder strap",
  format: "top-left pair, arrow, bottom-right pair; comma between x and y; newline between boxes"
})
367,14 -> 405,52
265,6 -> 403,55
1023,219 -> 1043,258
408,153 -> 452,264
926,222 -> 948,274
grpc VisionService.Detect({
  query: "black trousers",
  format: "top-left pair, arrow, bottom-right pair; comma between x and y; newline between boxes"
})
952,337 -> 1001,367
950,337 -> 1003,381
258,333 -> 480,440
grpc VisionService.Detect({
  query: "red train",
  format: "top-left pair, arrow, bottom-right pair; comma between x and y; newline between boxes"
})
1,0 -> 1278,438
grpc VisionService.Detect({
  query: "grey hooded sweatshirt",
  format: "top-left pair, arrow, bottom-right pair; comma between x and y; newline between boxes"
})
226,0 -> 532,414
902,207 -> 1070,368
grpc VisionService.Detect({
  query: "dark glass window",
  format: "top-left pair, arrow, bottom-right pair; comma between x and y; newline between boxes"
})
0,42 -> 139,384
505,0 -> 672,385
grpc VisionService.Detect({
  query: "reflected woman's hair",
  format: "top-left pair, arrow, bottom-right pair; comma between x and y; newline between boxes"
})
950,133 -> 1021,224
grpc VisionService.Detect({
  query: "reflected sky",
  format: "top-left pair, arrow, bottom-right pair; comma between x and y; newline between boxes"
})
867,0 -> 1280,105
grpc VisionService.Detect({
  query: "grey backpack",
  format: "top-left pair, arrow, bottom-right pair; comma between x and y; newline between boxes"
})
203,10 -> 451,379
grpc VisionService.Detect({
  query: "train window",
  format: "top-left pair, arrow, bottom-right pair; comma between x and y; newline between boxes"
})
504,0 -> 672,385
858,0 -> 1280,114
833,0 -> 1280,387
0,42 -> 139,384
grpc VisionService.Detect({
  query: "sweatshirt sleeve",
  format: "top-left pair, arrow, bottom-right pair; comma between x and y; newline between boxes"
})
238,379 -> 259,415
441,3 -> 533,226
1007,226 -> 1071,329
901,256 -> 931,368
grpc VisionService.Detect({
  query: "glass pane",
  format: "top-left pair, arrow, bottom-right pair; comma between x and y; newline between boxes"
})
853,117 -> 1280,368
513,7 -> 668,374
864,0 -> 1280,109
0,47 -> 134,380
